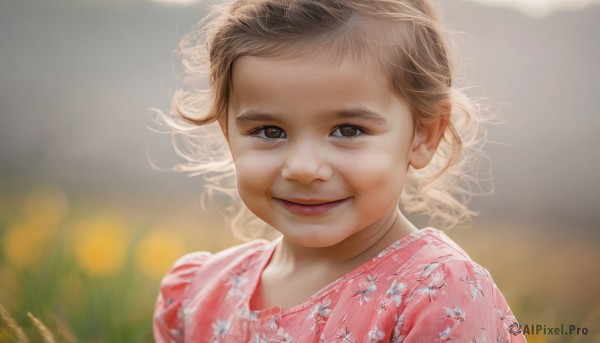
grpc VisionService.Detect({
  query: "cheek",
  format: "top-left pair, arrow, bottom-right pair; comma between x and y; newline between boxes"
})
232,151 -> 281,196
351,157 -> 407,194
340,140 -> 410,193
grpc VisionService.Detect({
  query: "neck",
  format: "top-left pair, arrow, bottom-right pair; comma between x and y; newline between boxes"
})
270,208 -> 418,273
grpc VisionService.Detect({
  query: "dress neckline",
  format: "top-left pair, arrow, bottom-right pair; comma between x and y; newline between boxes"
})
243,227 -> 439,319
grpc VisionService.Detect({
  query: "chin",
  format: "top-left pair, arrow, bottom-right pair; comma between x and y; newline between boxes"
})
277,223 -> 351,248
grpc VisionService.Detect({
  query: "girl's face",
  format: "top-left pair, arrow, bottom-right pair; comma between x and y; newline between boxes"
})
223,52 -> 440,248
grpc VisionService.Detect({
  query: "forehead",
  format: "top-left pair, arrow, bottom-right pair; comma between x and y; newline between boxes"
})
229,53 -> 397,116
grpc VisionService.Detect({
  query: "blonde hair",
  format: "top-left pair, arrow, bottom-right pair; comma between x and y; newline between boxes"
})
157,0 -> 494,238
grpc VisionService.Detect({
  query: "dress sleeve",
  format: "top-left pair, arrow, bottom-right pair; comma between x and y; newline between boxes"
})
399,259 -> 527,342
153,251 -> 212,343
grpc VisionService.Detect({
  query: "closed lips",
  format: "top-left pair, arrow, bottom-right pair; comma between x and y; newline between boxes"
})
276,198 -> 348,205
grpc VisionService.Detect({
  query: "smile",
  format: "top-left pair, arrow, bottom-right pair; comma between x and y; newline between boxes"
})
274,197 -> 349,216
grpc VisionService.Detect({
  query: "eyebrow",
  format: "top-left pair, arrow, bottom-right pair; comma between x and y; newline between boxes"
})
235,110 -> 279,125
327,108 -> 388,126
234,108 -> 388,126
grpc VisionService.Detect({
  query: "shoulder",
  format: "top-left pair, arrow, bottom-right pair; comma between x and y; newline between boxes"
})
157,251 -> 212,302
156,239 -> 270,302
403,227 -> 491,284
153,239 -> 271,343
394,228 -> 525,342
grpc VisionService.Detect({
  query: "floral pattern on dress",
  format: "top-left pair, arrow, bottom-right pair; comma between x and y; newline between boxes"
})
353,273 -> 380,305
306,298 -> 333,334
211,318 -> 231,342
154,228 -> 527,343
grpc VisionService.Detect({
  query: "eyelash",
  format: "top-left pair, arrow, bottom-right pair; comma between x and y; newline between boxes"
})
247,126 -> 286,141
331,124 -> 366,139
247,124 -> 366,141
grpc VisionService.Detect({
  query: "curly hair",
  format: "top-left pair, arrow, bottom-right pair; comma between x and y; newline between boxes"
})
156,0 -> 494,238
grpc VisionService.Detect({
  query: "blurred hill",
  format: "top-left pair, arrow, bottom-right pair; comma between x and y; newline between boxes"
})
0,0 -> 599,231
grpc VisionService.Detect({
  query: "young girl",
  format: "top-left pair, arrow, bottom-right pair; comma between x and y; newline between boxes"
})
154,0 -> 526,342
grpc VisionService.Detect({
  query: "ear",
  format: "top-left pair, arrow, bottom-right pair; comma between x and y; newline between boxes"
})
409,109 -> 450,170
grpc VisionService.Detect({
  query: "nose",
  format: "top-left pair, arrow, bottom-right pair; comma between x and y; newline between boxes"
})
281,139 -> 333,184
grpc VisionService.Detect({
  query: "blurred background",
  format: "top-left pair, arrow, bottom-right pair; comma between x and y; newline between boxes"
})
0,0 -> 599,341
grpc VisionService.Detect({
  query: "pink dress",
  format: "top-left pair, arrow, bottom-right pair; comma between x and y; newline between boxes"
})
154,228 -> 526,342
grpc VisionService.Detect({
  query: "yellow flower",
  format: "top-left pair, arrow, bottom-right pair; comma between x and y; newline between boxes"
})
135,229 -> 186,280
73,215 -> 129,277
2,223 -> 46,268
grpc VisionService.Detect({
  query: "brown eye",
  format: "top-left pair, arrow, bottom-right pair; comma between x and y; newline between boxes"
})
263,126 -> 286,139
332,125 -> 362,138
